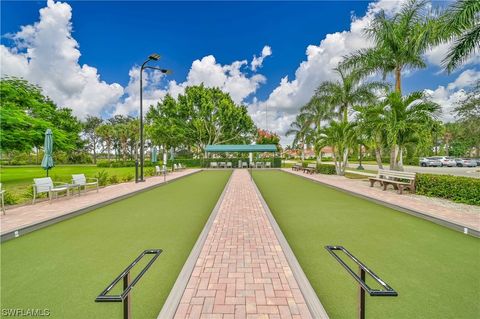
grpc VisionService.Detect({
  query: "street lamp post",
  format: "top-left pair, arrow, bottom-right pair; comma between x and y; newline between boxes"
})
137,53 -> 171,183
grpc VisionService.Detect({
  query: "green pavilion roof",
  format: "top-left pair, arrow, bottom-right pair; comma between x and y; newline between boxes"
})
205,144 -> 277,153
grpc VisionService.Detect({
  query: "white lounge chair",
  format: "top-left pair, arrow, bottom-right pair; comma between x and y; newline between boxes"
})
210,162 -> 218,168
266,162 -> 272,168
242,161 -> 248,168
72,174 -> 99,193
0,183 -> 5,214
33,177 -> 69,204
155,165 -> 167,176
227,162 -> 232,168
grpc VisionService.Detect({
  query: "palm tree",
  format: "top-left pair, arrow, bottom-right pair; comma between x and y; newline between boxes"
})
437,0 -> 480,72
286,113 -> 312,161
380,91 -> 440,170
312,67 -> 386,122
315,120 -> 357,176
96,123 -> 114,162
342,0 -> 435,94
354,103 -> 387,169
300,99 -> 334,163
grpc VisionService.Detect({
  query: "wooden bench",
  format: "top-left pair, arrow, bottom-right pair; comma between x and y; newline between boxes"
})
369,169 -> 416,194
303,163 -> 316,174
292,163 -> 302,171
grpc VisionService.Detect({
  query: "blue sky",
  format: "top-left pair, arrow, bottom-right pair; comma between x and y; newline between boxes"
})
1,1 -> 478,143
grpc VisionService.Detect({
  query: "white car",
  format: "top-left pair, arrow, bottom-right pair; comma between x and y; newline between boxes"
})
431,156 -> 456,167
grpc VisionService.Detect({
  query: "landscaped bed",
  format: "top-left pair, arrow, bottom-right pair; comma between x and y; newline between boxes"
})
1,170 -> 231,319
253,170 -> 479,319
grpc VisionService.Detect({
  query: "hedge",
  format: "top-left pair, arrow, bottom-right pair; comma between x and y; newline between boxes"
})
97,157 -> 283,168
316,164 -> 336,175
416,174 -> 480,206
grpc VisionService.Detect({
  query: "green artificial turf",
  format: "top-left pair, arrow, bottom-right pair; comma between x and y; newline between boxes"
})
252,170 -> 480,319
1,170 -> 231,319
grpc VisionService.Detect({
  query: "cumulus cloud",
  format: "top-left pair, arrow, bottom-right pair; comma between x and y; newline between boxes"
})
251,0 -> 407,144
425,40 -> 480,71
166,55 -> 266,105
251,45 -> 272,71
0,0 -> 124,119
425,69 -> 479,122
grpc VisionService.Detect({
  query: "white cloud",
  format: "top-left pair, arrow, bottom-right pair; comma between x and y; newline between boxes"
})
424,69 -> 479,121
251,45 -> 272,71
166,55 -> 266,105
252,0 -> 407,144
426,40 -> 480,70
0,0 -> 123,119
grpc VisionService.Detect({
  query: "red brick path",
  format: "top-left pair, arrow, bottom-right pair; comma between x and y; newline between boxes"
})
174,170 -> 312,319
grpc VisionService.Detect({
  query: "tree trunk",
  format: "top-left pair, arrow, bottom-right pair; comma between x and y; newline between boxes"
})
390,145 -> 400,170
375,147 -> 383,169
398,147 -> 404,171
93,140 -> 97,164
395,66 -> 402,94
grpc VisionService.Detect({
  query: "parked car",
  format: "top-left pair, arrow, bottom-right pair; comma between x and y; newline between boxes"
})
419,157 -> 442,167
431,156 -> 456,167
473,158 -> 480,166
454,158 -> 478,167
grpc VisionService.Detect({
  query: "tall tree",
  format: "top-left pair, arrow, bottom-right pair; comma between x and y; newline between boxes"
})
315,121 -> 357,176
96,123 -> 115,161
312,67 -> 385,122
342,0 -> 435,94
453,82 -> 480,156
380,91 -> 440,170
436,0 -> 480,72
285,113 -> 312,161
83,116 -> 103,164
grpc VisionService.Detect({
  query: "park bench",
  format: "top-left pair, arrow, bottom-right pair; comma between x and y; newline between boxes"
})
32,177 -> 70,204
265,162 -> 272,168
303,163 -> 316,174
242,161 -> 248,168
227,162 -> 232,168
292,163 -> 302,171
72,174 -> 99,194
369,169 -> 416,194
210,162 -> 218,168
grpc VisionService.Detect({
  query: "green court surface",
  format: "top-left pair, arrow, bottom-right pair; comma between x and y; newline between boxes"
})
1,170 -> 231,319
253,170 -> 479,319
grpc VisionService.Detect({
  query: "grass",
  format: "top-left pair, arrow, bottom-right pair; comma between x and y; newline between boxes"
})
252,170 -> 479,319
1,165 -> 139,204
1,170 -> 231,319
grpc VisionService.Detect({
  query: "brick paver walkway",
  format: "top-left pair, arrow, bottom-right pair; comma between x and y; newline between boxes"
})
285,169 -> 480,231
174,170 -> 312,319
0,169 -> 200,235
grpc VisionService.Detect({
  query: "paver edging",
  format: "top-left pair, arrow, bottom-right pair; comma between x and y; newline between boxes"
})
282,169 -> 480,238
0,170 -> 202,242
156,171 -> 234,319
250,171 -> 330,319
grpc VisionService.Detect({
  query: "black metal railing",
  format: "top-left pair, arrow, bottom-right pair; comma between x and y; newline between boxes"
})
95,249 -> 162,319
325,246 -> 397,319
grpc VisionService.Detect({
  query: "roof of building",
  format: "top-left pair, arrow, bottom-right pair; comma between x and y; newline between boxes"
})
205,144 -> 277,153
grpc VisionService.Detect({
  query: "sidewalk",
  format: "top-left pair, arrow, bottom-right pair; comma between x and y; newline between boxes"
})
0,169 -> 200,236
284,169 -> 480,232
173,169 -> 314,319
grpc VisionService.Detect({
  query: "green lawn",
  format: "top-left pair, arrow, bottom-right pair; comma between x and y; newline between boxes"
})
1,170 -> 231,319
1,165 -> 139,204
252,170 -> 479,319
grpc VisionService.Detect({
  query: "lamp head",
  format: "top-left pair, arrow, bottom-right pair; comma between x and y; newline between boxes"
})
148,53 -> 160,61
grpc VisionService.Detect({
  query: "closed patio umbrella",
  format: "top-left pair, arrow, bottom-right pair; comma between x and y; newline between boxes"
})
41,129 -> 54,177
151,146 -> 158,163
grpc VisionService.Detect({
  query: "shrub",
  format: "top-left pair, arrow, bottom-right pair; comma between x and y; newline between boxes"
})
145,168 -> 155,177
3,191 -> 19,205
108,175 -> 120,185
317,164 -> 336,175
122,173 -> 134,182
416,174 -> 480,206
95,170 -> 109,186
